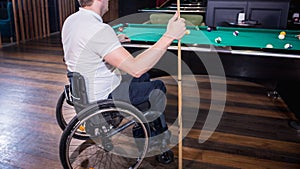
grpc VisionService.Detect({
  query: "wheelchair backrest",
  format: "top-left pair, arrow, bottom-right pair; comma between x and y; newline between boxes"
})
67,72 -> 89,113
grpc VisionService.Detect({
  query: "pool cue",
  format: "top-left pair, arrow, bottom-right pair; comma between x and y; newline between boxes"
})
177,0 -> 183,169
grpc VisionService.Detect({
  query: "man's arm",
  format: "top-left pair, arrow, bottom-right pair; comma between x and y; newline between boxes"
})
104,13 -> 186,78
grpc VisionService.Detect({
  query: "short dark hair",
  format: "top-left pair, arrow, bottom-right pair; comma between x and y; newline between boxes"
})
78,0 -> 93,7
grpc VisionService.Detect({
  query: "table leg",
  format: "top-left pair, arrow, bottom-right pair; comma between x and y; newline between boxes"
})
276,81 -> 300,131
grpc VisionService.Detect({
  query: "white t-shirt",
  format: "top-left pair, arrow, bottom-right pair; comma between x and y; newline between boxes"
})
62,8 -> 122,102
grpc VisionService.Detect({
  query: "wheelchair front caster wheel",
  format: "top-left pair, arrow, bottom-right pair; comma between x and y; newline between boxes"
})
156,150 -> 174,164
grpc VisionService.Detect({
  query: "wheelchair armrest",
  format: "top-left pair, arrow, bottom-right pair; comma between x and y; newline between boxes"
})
67,72 -> 89,106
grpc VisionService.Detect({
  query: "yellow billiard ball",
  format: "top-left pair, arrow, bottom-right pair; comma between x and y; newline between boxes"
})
280,31 -> 286,36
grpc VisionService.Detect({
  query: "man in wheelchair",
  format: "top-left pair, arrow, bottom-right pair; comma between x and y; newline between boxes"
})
61,0 -> 186,165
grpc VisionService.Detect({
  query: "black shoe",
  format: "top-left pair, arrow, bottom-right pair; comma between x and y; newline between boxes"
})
156,150 -> 174,164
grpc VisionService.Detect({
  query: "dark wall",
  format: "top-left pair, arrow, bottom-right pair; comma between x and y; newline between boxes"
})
48,0 -> 80,33
289,0 -> 300,21
118,0 -> 156,17
0,0 -> 9,19
290,0 -> 300,14
48,0 -> 60,33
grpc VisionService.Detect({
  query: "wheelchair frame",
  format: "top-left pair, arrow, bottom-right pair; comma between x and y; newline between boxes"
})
56,72 -> 174,169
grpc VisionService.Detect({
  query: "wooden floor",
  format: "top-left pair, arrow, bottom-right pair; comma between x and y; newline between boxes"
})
0,34 -> 300,169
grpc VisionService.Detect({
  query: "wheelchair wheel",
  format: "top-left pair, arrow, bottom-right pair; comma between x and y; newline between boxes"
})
59,100 -> 150,169
56,92 -> 88,140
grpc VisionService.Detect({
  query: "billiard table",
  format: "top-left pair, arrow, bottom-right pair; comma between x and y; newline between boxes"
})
112,23 -> 300,121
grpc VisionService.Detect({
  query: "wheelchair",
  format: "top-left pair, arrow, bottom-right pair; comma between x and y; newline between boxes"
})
56,72 -> 174,169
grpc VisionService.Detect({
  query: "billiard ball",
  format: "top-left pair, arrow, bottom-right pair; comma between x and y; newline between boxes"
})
265,44 -> 273,48
207,27 -> 212,32
278,34 -> 285,40
118,27 -> 124,32
233,31 -> 239,36
284,43 -> 292,49
215,37 -> 222,43
280,31 -> 286,36
185,30 -> 191,35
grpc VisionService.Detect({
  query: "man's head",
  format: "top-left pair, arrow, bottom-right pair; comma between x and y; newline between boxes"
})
78,0 -> 93,7
78,0 -> 109,16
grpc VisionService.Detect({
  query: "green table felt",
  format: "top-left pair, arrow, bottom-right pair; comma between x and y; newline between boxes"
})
113,24 -> 300,51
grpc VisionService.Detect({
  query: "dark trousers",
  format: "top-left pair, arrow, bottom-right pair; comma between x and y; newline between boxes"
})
109,73 -> 168,132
